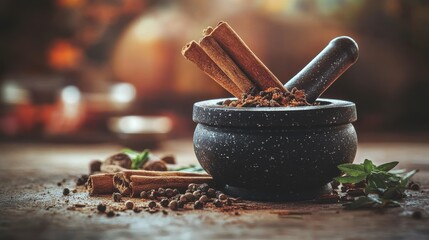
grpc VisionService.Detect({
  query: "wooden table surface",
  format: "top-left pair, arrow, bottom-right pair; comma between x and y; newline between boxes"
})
0,140 -> 428,240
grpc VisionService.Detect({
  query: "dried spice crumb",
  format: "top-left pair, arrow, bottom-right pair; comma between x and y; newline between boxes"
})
223,87 -> 312,108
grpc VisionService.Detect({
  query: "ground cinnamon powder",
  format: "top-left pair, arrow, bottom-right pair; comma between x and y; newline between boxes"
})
223,87 -> 312,107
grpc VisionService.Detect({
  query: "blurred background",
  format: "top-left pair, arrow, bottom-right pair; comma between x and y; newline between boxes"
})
1,0 -> 428,148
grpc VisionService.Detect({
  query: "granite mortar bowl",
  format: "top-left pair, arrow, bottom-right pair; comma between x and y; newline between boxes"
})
193,98 -> 357,201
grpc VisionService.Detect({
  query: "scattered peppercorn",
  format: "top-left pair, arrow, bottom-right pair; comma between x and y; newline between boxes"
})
112,193 -> 122,202
199,195 -> 208,203
184,192 -> 194,202
106,211 -> 115,217
125,200 -> 134,210
165,188 -> 174,198
194,201 -> 203,209
218,194 -> 227,201
148,201 -> 157,209
157,188 -> 165,196
178,201 -> 185,209
188,183 -> 197,192
63,188 -> 70,196
160,198 -> 169,208
76,174 -> 89,186
193,190 -> 202,199
169,200 -> 178,211
140,191 -> 148,199
207,188 -> 216,198
179,195 -> 188,203
57,182 -> 62,187
198,183 -> 209,192
409,183 -> 420,191
133,207 -> 142,213
97,203 -> 106,213
213,199 -> 223,207
173,189 -> 179,196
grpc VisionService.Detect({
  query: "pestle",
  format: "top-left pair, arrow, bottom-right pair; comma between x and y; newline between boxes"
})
284,36 -> 359,103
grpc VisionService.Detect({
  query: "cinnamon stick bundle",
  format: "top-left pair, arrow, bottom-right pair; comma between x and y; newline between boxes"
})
129,175 -> 213,197
207,22 -> 285,91
182,21 -> 286,97
113,170 -> 210,196
87,173 -> 116,196
182,41 -> 242,98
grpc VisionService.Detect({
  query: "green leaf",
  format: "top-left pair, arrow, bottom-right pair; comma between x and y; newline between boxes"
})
364,159 -> 375,173
334,174 -> 367,184
402,169 -> 417,182
376,161 -> 399,172
337,163 -> 366,176
389,169 -> 406,175
169,164 -> 205,173
344,196 -> 379,209
124,149 -> 150,170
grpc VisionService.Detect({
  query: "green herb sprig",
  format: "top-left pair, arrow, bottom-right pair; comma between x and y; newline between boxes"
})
122,148 -> 150,170
335,159 -> 417,209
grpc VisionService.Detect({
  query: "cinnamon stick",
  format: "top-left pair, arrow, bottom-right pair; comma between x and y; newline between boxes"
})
113,170 -> 210,196
87,173 -> 116,195
129,175 -> 213,197
199,35 -> 258,93
207,21 -> 285,91
182,41 -> 242,98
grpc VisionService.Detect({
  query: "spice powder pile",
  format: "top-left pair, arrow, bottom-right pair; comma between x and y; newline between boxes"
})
223,87 -> 312,107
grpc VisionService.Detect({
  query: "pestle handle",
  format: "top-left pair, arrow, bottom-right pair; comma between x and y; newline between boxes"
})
284,36 -> 359,103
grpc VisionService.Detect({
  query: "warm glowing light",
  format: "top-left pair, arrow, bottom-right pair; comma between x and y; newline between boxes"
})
110,83 -> 136,103
61,85 -> 81,104
109,116 -> 172,134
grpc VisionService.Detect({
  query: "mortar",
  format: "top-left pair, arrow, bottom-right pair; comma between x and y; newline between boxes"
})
193,98 -> 357,200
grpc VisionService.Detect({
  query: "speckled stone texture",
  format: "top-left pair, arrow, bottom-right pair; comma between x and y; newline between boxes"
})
193,98 -> 357,200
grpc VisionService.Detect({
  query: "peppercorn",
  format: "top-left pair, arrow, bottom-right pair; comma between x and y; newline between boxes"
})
63,188 -> 70,196
193,190 -> 202,199
125,200 -> 134,210
213,199 -> 223,207
165,188 -> 174,198
140,191 -> 148,199
148,201 -> 157,209
410,183 -> 420,191
133,207 -> 142,213
207,188 -> 216,198
172,189 -> 179,196
198,183 -> 209,192
225,198 -> 232,206
199,195 -> 208,203
218,194 -> 227,201
149,191 -> 157,200
112,193 -> 122,202
157,188 -> 165,196
178,201 -> 185,209
160,198 -> 169,208
184,192 -> 194,202
97,203 -> 106,213
179,195 -> 188,203
77,174 -> 89,186
185,189 -> 192,194
194,201 -> 204,209
215,190 -> 223,198
169,200 -> 178,210
106,211 -> 115,217
188,183 -> 197,191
